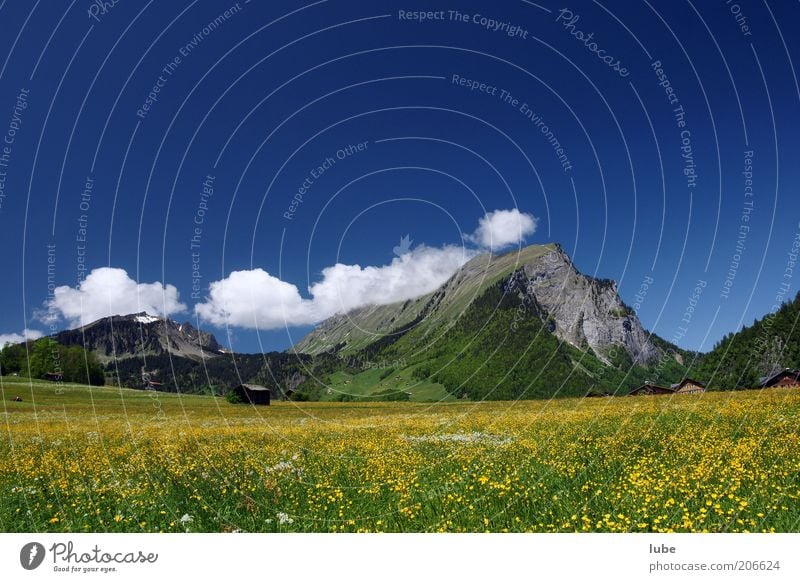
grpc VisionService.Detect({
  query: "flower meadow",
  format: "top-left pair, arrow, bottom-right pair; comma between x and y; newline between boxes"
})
1,378 -> 799,533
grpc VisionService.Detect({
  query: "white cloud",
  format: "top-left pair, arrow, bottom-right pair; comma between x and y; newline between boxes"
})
0,328 -> 44,346
195,208 -> 539,330
195,268 -> 319,330
195,245 -> 473,330
33,209 -> 537,333
42,267 -> 186,327
465,208 -> 538,250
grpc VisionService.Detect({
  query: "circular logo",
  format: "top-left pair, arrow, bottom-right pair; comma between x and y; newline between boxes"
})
20,542 -> 46,570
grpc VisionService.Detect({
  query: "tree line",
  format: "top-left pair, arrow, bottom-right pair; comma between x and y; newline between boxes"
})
0,338 -> 105,385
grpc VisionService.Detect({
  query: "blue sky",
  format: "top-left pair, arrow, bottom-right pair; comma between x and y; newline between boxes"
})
0,0 -> 798,353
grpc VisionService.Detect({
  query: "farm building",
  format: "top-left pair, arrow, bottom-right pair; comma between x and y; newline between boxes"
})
231,383 -> 271,405
629,382 -> 674,396
44,372 -> 63,382
759,369 -> 800,389
670,378 -> 706,394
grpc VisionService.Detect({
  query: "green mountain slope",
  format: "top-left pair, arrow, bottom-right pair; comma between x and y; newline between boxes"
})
293,244 -> 555,356
695,291 -> 800,389
294,243 -> 691,400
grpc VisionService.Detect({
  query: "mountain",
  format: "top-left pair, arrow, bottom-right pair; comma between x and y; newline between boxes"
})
694,291 -> 800,389
44,244 -> 696,400
55,312 -> 224,363
53,312 -> 313,397
294,243 -> 688,400
297,244 -> 663,363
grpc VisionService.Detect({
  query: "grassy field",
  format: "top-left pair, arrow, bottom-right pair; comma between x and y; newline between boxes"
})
1,376 -> 799,533
321,366 -> 455,402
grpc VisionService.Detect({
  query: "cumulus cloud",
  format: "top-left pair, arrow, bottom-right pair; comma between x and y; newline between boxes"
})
195,268 -> 319,330
195,208 -> 539,330
0,328 -> 44,346
195,245 -> 473,330
309,245 -> 473,317
41,267 -> 186,327
465,208 -> 538,250
35,209 -> 536,333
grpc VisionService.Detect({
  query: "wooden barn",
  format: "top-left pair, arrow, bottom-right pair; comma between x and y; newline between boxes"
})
670,378 -> 706,394
759,369 -> 800,389
231,383 -> 271,405
629,382 -> 674,396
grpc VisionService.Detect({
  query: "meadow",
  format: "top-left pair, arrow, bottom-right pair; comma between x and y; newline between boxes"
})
1,376 -> 799,533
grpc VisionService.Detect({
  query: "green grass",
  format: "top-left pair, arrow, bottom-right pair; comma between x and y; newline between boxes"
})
2,376 -> 800,533
321,366 -> 453,402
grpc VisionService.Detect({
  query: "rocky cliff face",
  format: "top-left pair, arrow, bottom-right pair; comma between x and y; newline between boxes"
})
55,312 -> 223,363
509,245 -> 660,364
295,243 -> 662,365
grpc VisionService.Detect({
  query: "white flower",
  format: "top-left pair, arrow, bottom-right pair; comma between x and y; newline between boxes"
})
179,514 -> 194,525
404,432 -> 513,446
276,512 -> 293,525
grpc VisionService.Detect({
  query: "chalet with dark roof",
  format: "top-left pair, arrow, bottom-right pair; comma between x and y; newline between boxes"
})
670,378 -> 706,394
759,369 -> 800,389
629,382 -> 675,396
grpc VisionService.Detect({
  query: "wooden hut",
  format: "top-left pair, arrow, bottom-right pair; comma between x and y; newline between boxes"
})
670,378 -> 706,394
629,382 -> 674,396
759,369 -> 800,389
231,383 -> 271,405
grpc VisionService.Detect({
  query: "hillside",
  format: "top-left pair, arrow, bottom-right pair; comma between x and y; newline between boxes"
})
55,312 -> 224,363
33,244 -> 700,400
294,243 -> 689,400
695,291 -> 800,389
51,312 -> 314,397
297,244 -> 661,363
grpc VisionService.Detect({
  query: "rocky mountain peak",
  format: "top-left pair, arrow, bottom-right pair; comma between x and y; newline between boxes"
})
295,243 -> 662,366
511,245 -> 659,364
54,312 -> 223,363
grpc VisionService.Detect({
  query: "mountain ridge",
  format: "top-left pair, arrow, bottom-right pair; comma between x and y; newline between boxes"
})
37,242 -> 769,400
295,242 -> 666,366
54,311 -> 225,363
